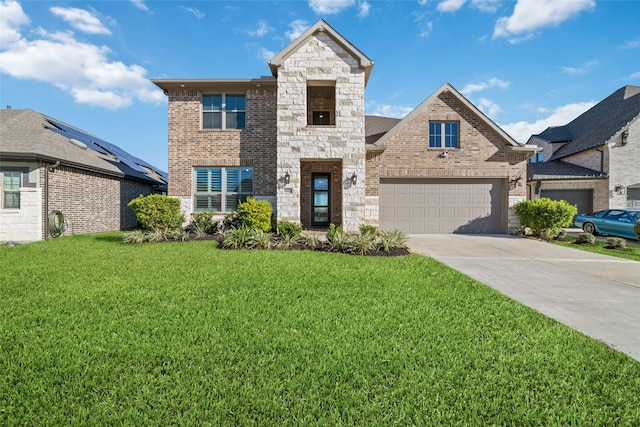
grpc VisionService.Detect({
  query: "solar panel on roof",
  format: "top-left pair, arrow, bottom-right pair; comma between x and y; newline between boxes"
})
43,118 -> 168,183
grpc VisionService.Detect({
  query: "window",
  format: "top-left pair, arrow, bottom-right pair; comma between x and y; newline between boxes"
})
1,172 -> 21,209
529,151 -> 544,163
429,122 -> 458,148
202,94 -> 246,130
194,167 -> 253,212
307,81 -> 336,126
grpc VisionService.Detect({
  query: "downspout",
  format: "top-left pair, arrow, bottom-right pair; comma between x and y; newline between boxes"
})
44,161 -> 60,239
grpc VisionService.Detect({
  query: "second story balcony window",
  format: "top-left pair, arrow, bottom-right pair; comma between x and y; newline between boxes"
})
202,94 -> 246,130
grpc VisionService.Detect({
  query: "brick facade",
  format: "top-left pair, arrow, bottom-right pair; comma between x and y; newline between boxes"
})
166,87 -> 278,217
44,164 -> 153,237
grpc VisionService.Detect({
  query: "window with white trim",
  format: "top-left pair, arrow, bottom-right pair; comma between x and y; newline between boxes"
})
1,172 -> 21,209
429,122 -> 458,148
202,94 -> 246,130
194,167 -> 253,212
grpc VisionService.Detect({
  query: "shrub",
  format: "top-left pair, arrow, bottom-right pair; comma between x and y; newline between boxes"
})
128,194 -> 183,233
606,237 -> 626,249
122,229 -> 147,244
221,212 -> 243,231
222,226 -> 255,249
237,198 -> 272,232
166,228 -> 189,242
248,229 -> 273,250
275,234 -> 299,250
191,211 -> 219,235
349,231 -> 377,255
575,232 -> 596,245
326,224 -> 352,252
554,229 -> 568,241
514,198 -> 577,239
377,229 -> 408,252
277,220 -> 303,238
635,221 -> 640,240
303,233 -> 321,249
359,224 -> 379,237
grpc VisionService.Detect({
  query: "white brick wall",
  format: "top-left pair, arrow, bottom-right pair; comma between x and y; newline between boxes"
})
0,187 -> 42,243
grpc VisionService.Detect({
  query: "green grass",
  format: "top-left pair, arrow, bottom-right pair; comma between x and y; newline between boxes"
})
553,236 -> 640,261
1,233 -> 639,425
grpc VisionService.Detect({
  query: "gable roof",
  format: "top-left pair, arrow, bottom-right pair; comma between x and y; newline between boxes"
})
535,85 -> 640,160
371,83 -> 529,151
269,19 -> 374,85
0,109 -> 167,187
365,115 -> 401,145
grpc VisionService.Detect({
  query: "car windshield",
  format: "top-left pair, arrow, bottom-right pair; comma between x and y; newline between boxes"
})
630,211 -> 640,221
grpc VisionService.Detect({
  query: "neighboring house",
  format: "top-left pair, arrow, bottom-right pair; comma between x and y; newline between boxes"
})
152,20 -> 536,234
0,109 -> 167,243
527,85 -> 640,214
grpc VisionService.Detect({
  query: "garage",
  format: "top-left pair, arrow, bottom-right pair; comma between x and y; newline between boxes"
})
540,189 -> 593,214
379,178 -> 506,234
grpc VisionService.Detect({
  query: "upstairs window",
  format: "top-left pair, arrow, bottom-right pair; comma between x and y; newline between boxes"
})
307,81 -> 336,126
429,122 -> 458,148
202,94 -> 246,130
194,167 -> 253,212
1,172 -> 21,209
529,151 -> 544,163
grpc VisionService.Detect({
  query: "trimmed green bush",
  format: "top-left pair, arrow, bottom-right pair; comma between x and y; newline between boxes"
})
606,237 -> 626,249
191,211 -> 219,235
128,194 -> 183,233
514,198 -> 577,239
221,212 -> 243,231
277,220 -> 303,238
576,232 -> 596,245
237,198 -> 272,232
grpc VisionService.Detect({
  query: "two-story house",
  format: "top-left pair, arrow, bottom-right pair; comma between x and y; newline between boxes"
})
153,20 -> 536,233
527,85 -> 640,214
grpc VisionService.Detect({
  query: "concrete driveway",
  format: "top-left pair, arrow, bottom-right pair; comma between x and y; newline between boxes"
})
407,234 -> 640,361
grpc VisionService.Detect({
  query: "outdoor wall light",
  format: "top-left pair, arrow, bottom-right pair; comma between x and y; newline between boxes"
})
614,184 -> 626,195
439,151 -> 448,158
511,175 -> 523,186
281,172 -> 291,185
621,130 -> 629,146
350,172 -> 357,185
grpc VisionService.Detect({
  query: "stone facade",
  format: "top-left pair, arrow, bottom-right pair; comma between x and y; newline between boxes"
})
275,32 -> 366,232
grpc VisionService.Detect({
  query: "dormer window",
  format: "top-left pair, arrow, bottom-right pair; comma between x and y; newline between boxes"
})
307,81 -> 336,126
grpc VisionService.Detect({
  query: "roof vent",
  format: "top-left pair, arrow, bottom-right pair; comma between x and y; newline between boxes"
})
69,138 -> 87,149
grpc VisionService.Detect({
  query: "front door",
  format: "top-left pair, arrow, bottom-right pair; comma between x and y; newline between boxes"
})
312,174 -> 330,226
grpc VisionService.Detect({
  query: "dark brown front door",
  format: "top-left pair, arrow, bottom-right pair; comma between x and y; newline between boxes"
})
312,173 -> 330,226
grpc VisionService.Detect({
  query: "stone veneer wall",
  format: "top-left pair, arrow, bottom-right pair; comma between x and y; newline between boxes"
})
365,92 -> 528,231
45,165 -> 153,237
166,88 -> 277,218
276,32 -> 366,232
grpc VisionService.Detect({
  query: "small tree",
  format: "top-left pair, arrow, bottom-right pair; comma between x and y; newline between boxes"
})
514,198 -> 577,239
128,194 -> 183,233
236,197 -> 272,232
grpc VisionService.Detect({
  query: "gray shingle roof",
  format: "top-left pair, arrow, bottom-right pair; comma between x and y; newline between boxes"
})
528,160 -> 606,180
0,109 -> 166,187
365,115 -> 401,145
535,86 -> 640,160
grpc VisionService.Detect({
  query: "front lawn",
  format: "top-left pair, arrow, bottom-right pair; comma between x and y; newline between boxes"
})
1,233 -> 639,425
554,236 -> 640,262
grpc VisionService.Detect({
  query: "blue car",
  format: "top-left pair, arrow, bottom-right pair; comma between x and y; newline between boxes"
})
574,208 -> 640,240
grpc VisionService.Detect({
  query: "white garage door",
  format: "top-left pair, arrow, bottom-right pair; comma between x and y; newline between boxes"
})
380,178 -> 505,234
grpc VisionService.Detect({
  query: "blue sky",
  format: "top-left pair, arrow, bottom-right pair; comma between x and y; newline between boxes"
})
1,0 -> 639,172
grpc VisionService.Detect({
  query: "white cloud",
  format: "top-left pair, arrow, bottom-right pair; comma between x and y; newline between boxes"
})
0,0 -> 29,47
477,97 -> 502,117
50,7 -> 111,35
559,61 -> 597,75
257,47 -> 275,62
460,78 -> 510,95
286,19 -> 309,41
184,7 -> 204,19
0,2 -> 163,110
437,0 -> 467,13
412,11 -> 434,38
501,102 -> 595,143
493,0 -> 595,42
471,0 -> 498,13
627,71 -> 640,80
367,101 -> 413,119
309,0 -> 355,15
249,21 -> 273,37
619,39 -> 639,50
357,1 -> 370,18
130,0 -> 149,12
